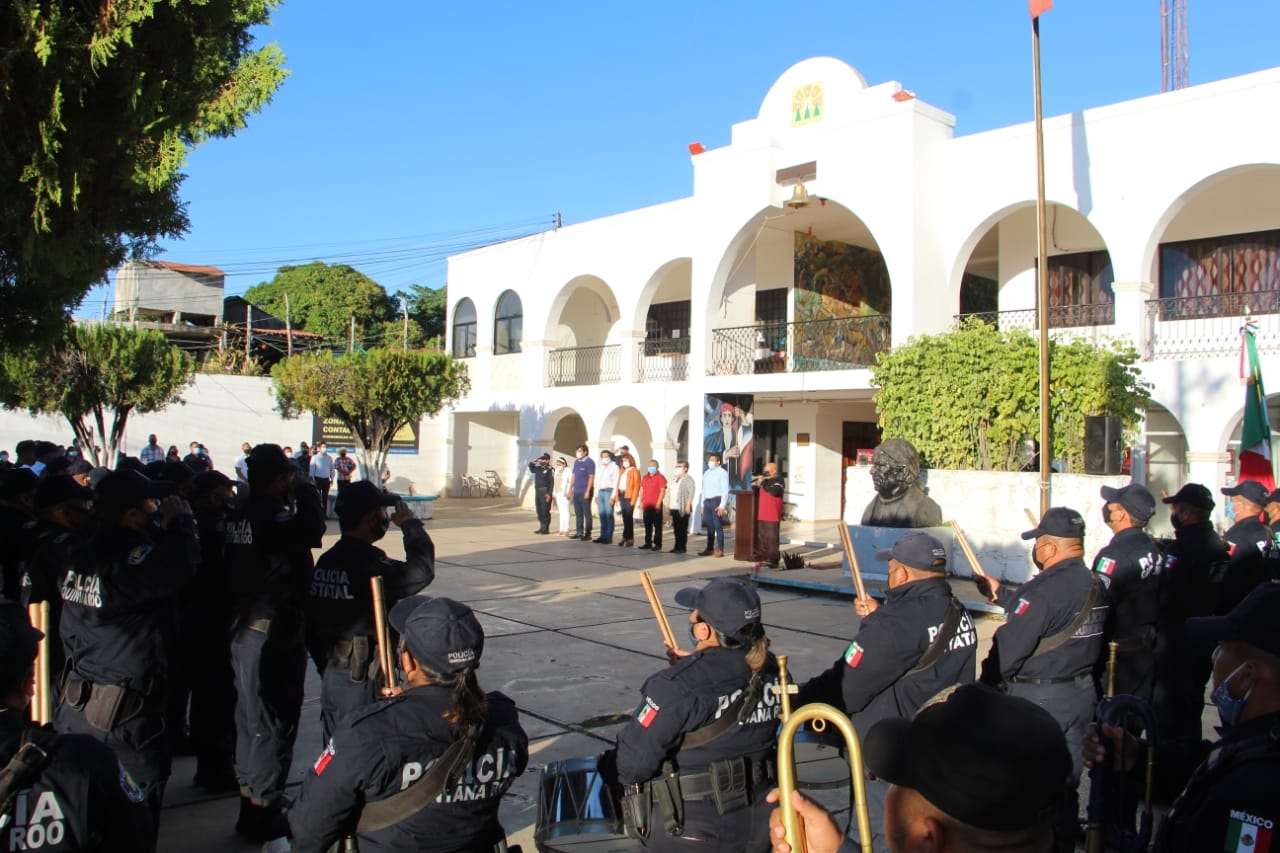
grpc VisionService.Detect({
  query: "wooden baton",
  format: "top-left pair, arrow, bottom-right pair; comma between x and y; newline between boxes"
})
370,576 -> 397,692
838,523 -> 869,602
640,571 -> 679,651
948,520 -> 988,578
27,602 -> 50,725
1024,508 -> 1039,527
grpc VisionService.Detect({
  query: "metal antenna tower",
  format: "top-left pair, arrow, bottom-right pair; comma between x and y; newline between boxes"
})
1161,0 -> 1189,91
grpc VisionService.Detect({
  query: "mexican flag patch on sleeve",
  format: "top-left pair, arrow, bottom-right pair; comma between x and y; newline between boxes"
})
844,642 -> 865,668
637,698 -> 660,728
1225,812 -> 1272,853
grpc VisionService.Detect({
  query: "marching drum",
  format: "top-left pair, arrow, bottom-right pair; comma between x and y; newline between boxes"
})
534,756 -> 642,853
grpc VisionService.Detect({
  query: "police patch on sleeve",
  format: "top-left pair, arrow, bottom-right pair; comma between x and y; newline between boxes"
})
118,763 -> 146,803
1095,557 -> 1116,576
127,544 -> 153,565
314,739 -> 336,775
636,698 -> 660,728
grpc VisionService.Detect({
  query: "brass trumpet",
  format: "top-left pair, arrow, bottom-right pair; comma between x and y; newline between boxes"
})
1084,692 -> 1158,853
775,655 -> 873,853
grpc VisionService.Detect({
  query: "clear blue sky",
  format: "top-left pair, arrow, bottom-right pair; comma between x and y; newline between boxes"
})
88,0 -> 1278,310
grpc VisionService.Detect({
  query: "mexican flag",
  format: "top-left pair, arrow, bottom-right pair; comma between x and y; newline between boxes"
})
1240,320 -> 1275,491
1224,814 -> 1272,853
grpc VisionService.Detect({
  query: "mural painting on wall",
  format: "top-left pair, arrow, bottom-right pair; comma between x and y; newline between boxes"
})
792,232 -> 892,370
704,394 -> 754,493
792,83 -> 824,126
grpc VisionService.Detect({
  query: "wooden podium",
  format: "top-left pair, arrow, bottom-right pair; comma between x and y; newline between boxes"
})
732,489 -> 756,561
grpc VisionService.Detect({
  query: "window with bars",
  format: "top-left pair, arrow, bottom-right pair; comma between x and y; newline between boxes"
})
644,300 -> 691,355
1159,228 -> 1280,315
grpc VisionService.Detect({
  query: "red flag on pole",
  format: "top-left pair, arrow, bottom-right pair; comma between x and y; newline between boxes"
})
1030,0 -> 1053,17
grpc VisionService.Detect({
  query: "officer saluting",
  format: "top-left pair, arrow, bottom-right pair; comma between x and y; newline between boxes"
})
976,507 -> 1108,853
0,601 -> 153,851
796,531 -> 977,849
57,470 -> 198,842
305,481 -> 436,741
607,578 -> 781,852
287,595 -> 528,853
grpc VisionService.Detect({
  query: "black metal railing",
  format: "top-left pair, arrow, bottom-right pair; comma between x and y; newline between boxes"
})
544,344 -> 621,387
955,302 -> 1115,330
708,315 -> 890,376
635,339 -> 689,382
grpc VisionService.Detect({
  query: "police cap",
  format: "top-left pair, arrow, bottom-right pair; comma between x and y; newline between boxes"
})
388,596 -> 484,675
674,578 -> 762,643
865,683 -> 1070,833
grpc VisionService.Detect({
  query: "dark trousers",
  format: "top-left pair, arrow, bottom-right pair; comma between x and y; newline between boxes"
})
755,520 -> 780,566
1008,674 -> 1097,852
704,501 -> 724,551
314,478 -> 332,517
573,494 -> 592,537
620,497 -> 635,542
643,795 -> 772,852
534,489 -> 551,530
597,489 -> 615,540
643,506 -> 663,547
189,627 -> 237,776
669,510 -> 690,551
231,620 -> 307,801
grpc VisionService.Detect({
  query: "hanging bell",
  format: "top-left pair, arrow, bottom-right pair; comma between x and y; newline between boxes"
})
785,182 -> 811,209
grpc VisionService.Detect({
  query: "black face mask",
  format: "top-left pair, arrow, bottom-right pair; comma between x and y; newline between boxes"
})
372,513 -> 391,541
1169,514 -> 1184,530
1102,505 -> 1113,525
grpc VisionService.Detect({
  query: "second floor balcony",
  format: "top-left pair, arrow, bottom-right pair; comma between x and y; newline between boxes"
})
545,344 -> 620,387
1145,290 -> 1280,359
708,315 -> 890,377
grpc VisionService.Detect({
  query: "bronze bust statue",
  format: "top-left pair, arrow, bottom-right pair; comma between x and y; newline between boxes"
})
861,438 -> 943,528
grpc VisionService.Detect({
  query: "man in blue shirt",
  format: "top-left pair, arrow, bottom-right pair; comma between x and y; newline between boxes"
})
569,445 -> 595,541
698,453 -> 730,557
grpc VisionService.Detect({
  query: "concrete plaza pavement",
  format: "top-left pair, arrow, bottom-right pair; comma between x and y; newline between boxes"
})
157,499 -> 1002,852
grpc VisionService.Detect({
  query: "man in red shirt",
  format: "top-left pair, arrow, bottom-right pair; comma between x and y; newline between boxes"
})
637,460 -> 668,551
752,462 -> 785,568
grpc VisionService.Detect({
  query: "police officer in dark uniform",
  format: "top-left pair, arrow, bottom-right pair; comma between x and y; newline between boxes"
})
56,469 -> 198,842
0,467 -> 38,602
305,480 -> 436,741
287,595 -> 528,853
0,601 -> 153,850
528,452 -> 555,534
1086,582 -> 1280,852
606,578 -> 781,852
224,444 -> 326,841
1093,483 -> 1163,701
976,507 -> 1108,853
1155,483 -> 1229,800
1218,480 -> 1273,613
187,470 -> 240,792
796,531 -> 977,849
24,475 -> 97,695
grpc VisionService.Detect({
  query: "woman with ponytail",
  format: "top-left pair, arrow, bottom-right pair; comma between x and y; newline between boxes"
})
606,578 -> 781,852
288,596 -> 529,853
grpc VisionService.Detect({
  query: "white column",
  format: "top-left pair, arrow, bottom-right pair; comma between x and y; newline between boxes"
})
1112,280 -> 1156,354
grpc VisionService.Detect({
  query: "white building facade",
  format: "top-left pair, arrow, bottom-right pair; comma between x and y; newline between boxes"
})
444,57 -> 1280,524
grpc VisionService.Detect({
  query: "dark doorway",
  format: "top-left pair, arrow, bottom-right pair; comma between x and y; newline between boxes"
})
841,421 -> 882,519
752,419 -> 788,477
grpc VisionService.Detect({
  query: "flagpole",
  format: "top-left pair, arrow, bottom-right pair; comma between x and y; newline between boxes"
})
1033,10 -> 1052,516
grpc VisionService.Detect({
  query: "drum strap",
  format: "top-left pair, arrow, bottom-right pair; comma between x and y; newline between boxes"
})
903,596 -> 965,677
680,672 -> 763,751
357,723 -> 480,833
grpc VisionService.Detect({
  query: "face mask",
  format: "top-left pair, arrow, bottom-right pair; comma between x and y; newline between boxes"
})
1225,502 -> 1238,524
1031,543 -> 1047,572
372,512 -> 391,541
1170,514 -> 1184,530
1210,662 -> 1252,727
688,622 -> 703,645
647,466 -> 657,474
709,461 -> 719,469
601,457 -> 611,465
1101,505 -> 1113,525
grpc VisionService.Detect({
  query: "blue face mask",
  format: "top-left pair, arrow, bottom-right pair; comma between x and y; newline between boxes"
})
688,621 -> 704,646
1224,501 -> 1238,524
1210,662 -> 1252,727
647,466 -> 657,474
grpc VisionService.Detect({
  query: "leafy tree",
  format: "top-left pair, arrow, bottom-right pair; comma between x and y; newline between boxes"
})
0,324 -> 194,467
245,262 -> 400,345
870,319 -> 1151,472
271,348 -> 470,481
0,1 -> 288,350
399,284 -> 448,348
